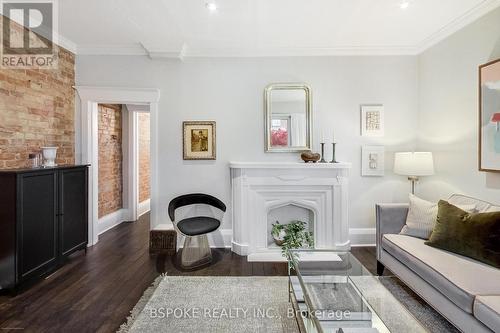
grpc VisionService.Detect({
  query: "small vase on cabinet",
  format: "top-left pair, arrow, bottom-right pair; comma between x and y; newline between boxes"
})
41,147 -> 58,167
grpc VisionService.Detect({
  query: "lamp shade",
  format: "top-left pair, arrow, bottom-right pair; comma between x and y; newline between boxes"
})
394,152 -> 434,176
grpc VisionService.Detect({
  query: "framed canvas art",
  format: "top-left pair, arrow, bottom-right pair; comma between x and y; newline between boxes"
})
183,121 -> 216,160
479,58 -> 500,172
361,105 -> 384,137
361,145 -> 385,177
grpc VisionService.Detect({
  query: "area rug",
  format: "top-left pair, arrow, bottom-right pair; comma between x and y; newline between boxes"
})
119,275 -> 459,333
379,276 -> 459,333
118,276 -> 299,333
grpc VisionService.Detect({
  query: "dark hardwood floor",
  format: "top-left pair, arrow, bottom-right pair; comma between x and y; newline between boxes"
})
0,213 -> 380,333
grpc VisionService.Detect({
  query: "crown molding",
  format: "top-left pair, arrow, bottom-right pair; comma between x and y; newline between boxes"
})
72,0 -> 500,58
183,45 -> 419,57
77,44 -> 147,56
76,44 -> 419,57
77,43 -> 186,59
415,0 -> 500,53
140,42 -> 186,60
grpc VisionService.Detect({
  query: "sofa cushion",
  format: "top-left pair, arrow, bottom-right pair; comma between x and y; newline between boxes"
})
382,234 -> 500,313
400,194 -> 438,239
448,194 -> 498,213
399,194 -> 477,240
474,296 -> 500,333
448,194 -> 491,211
425,201 -> 500,269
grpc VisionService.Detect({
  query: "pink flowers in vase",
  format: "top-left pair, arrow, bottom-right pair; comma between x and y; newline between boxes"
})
271,128 -> 288,146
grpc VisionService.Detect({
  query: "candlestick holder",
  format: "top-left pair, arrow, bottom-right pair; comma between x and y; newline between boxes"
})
330,142 -> 338,163
319,143 -> 327,163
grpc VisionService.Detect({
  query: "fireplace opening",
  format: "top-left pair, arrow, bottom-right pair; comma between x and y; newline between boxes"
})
267,204 -> 314,249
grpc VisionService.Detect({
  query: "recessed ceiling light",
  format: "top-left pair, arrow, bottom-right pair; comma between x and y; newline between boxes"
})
206,2 -> 217,12
400,1 -> 410,9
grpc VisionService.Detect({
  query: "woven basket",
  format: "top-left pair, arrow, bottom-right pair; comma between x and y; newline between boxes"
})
149,229 -> 177,256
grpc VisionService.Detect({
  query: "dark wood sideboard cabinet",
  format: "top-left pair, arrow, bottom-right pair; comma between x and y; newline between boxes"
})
0,165 -> 89,290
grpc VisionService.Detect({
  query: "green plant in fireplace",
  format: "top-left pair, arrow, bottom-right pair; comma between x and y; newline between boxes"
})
271,220 -> 314,259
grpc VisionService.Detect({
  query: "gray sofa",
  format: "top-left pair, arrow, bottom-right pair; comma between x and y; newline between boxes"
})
376,194 -> 500,333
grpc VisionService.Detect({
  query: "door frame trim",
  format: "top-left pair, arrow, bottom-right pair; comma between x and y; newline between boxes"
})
74,86 -> 160,246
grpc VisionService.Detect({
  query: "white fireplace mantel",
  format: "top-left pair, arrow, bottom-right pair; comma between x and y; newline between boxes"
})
229,161 -> 351,261
229,161 -> 352,169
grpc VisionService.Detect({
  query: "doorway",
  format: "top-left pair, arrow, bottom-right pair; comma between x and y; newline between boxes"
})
137,111 -> 151,217
75,87 -> 160,246
123,104 -> 151,222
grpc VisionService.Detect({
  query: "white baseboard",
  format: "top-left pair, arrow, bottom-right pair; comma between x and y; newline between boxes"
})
98,208 -> 129,235
138,199 -> 151,217
349,228 -> 376,247
231,240 -> 249,256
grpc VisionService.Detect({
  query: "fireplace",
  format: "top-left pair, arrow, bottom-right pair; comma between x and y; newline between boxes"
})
229,162 -> 351,261
267,203 -> 315,249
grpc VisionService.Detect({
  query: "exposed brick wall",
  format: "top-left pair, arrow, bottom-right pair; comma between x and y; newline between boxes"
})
0,44 -> 75,168
138,112 -> 150,203
98,104 -> 123,218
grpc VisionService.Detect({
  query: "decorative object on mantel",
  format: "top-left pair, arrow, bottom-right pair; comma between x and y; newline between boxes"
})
360,104 -> 384,137
330,142 -> 338,163
300,151 -> 321,163
41,147 -> 58,167
271,221 -> 314,259
361,145 -> 385,177
319,142 -> 327,163
183,121 -> 216,160
394,152 -> 434,194
478,58 -> 500,172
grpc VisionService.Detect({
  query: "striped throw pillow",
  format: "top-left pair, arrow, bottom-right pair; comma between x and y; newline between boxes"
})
400,194 -> 477,239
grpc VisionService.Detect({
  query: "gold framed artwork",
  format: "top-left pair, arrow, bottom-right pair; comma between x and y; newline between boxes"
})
479,58 -> 500,172
183,121 -> 216,160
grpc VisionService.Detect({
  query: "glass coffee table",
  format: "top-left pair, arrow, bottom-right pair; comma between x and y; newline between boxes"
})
287,249 -> 427,333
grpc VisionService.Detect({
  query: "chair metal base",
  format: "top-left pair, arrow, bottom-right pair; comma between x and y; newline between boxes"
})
181,234 -> 212,269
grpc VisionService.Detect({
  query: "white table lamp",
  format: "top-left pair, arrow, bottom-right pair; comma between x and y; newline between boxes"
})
394,152 -> 434,194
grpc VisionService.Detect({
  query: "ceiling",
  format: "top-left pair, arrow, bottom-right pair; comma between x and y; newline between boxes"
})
57,0 -> 500,57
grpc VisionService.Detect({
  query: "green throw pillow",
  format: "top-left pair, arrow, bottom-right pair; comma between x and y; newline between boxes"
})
425,200 -> 500,268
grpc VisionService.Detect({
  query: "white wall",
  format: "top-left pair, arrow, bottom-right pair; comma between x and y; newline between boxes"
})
417,7 -> 500,203
76,55 -> 419,245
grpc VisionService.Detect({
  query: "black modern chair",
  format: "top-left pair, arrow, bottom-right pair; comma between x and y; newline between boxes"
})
168,193 -> 226,269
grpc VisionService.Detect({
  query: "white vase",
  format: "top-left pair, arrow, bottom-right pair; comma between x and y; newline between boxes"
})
41,147 -> 58,167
